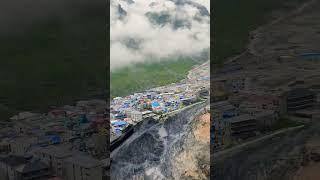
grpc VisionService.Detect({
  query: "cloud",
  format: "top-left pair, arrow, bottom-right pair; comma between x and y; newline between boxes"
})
110,0 -> 210,70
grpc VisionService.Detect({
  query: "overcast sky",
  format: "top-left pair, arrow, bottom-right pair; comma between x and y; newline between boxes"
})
110,0 -> 210,70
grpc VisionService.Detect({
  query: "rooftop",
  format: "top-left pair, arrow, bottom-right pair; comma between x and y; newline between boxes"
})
0,155 -> 28,167
65,154 -> 103,168
226,114 -> 255,123
287,88 -> 314,99
32,145 -> 72,158
15,160 -> 48,173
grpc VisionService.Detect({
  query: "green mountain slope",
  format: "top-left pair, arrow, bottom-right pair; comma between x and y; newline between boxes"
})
111,54 -> 208,98
0,1 -> 107,119
212,0 -> 307,65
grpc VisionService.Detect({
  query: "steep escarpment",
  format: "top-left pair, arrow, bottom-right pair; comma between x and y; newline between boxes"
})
170,112 -> 210,179
111,101 -> 209,179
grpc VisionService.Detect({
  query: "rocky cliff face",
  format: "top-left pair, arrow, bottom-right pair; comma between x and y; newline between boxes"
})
111,101 -> 209,179
170,112 -> 210,179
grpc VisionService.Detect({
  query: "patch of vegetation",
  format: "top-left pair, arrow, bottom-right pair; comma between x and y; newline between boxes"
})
111,56 -> 204,97
146,12 -> 171,27
212,0 -> 307,65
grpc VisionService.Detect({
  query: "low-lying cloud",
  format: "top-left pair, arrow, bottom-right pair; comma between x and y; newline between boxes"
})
110,0 -> 210,70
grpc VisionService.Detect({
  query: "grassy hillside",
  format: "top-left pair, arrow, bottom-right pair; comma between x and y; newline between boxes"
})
212,0 -> 307,65
0,2 -> 107,119
111,56 -> 206,97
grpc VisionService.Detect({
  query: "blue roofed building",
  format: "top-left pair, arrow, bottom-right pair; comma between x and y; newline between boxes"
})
151,101 -> 160,108
298,53 -> 320,60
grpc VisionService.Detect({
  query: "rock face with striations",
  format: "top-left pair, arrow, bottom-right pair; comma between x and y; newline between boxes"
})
111,101 -> 210,179
170,112 -> 210,179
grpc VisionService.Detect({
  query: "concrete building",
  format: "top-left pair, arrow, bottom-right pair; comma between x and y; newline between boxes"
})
212,90 -> 228,102
9,137 -> 37,155
124,109 -> 133,119
286,88 -> 315,112
212,107 -> 234,149
212,110 -> 222,149
225,114 -> 258,140
298,53 -> 320,60
181,96 -> 197,106
226,77 -> 252,93
238,92 -> 286,115
0,155 -> 27,180
254,110 -> 277,131
130,111 -> 143,123
197,88 -> 209,98
0,140 -> 10,154
212,101 -> 239,148
316,93 -> 320,107
212,110 -> 231,149
32,146 -> 72,177
64,155 -> 104,180
310,84 -> 320,106
212,79 -> 229,102
225,110 -> 277,140
142,110 -> 154,119
15,160 -> 50,180
212,101 -> 238,119
0,155 -> 50,180
86,134 -> 108,157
